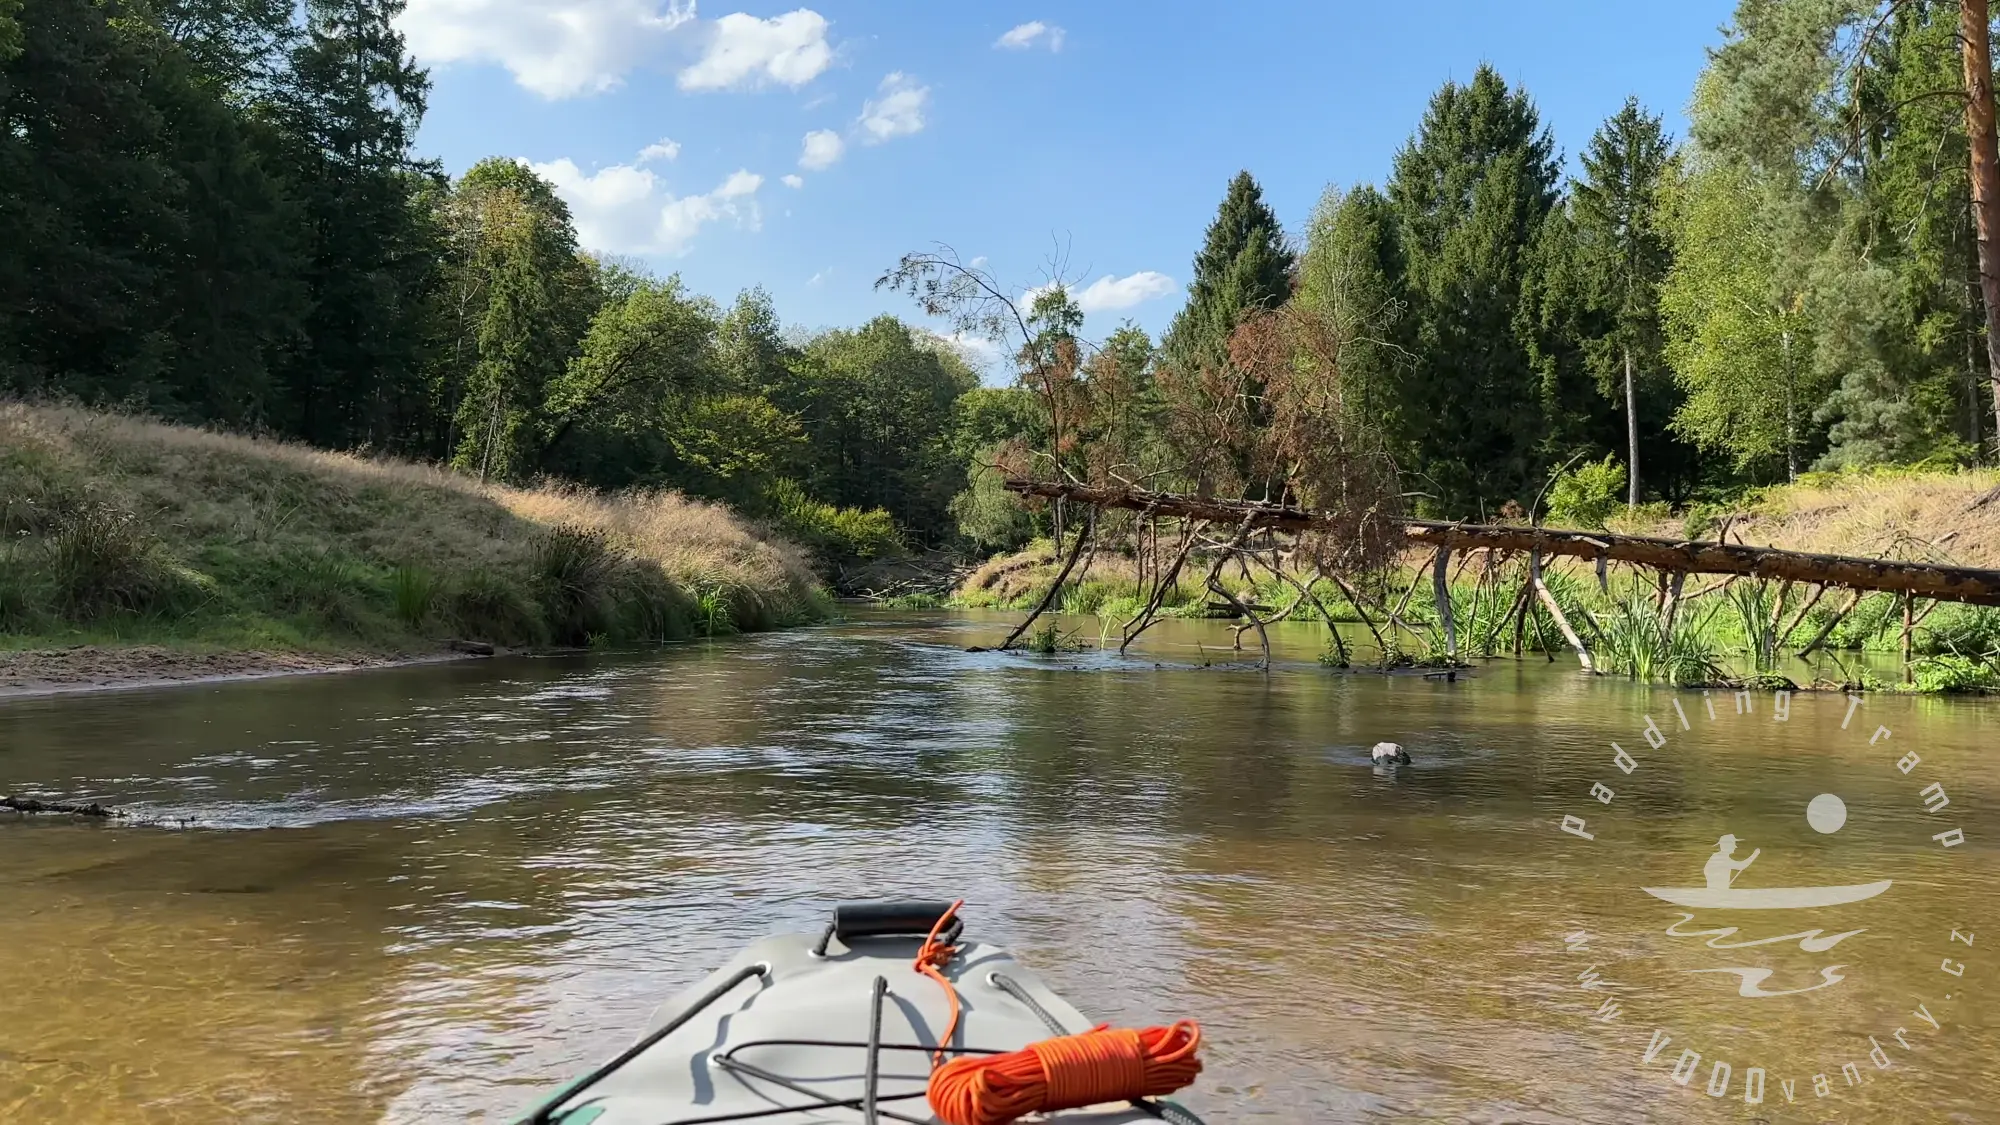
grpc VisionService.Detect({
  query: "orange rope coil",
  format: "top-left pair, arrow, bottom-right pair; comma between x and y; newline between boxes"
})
925,1021 -> 1203,1125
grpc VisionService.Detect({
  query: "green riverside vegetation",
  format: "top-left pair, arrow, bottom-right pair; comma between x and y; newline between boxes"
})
0,404 -> 828,655
7,2 -> 2000,693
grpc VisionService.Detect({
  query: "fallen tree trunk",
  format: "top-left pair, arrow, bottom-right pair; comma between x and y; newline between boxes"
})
1002,479 -> 2000,607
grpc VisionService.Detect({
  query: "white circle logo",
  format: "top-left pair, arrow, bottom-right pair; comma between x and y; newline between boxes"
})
1553,690 -> 1978,1113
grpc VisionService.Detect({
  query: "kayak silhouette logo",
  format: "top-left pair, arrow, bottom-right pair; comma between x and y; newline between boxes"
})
1647,822 -> 1888,1001
1553,690 -> 1977,1112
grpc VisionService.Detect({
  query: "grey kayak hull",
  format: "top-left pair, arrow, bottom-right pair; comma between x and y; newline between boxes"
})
523,929 -> 1185,1124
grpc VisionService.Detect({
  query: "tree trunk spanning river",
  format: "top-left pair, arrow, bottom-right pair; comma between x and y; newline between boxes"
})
1,611 -> 1995,1123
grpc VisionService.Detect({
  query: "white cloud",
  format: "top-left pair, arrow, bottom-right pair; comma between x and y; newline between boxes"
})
1074,271 -> 1177,313
858,72 -> 929,143
994,20 -> 1064,51
799,128 -> 844,170
399,0 -> 695,99
782,173 -> 805,189
935,332 -> 1007,383
1018,271 -> 1177,317
679,9 -> 832,91
807,268 -> 831,286
530,158 -> 764,256
637,137 -> 681,163
969,255 -> 988,268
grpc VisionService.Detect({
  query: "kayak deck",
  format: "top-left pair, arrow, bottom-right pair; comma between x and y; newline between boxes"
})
522,921 -> 1194,1125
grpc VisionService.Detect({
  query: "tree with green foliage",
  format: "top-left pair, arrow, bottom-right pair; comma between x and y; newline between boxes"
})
1658,154 -> 1827,478
1163,171 -> 1296,369
1572,97 -> 1675,508
0,0 -> 306,421
1680,0 -> 1995,472
1291,185 -> 1407,432
792,317 -> 978,543
438,159 -> 599,478
272,0 -> 436,448
1155,172 -> 1295,498
1384,65 -> 1561,513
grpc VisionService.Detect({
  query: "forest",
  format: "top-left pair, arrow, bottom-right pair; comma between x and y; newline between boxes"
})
5,0 -> 1999,566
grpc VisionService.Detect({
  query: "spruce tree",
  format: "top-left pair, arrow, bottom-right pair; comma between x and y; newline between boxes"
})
1163,170 -> 1294,369
274,0 -> 435,447
1385,65 -> 1560,514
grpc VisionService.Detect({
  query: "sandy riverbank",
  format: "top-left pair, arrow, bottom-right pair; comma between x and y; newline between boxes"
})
0,646 -> 482,700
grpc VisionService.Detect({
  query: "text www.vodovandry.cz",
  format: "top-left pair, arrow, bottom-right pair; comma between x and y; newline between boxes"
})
1554,690 -> 1976,1112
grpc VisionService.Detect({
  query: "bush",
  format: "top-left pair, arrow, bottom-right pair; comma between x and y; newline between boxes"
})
765,479 -> 901,565
693,584 -> 736,637
391,565 -> 441,629
535,524 -> 623,645
1913,655 -> 2000,694
44,503 -> 179,618
949,448 -> 1036,552
273,549 -> 378,632
447,569 -> 545,646
616,563 -> 694,642
1915,603 -> 2000,657
1546,455 -> 1627,529
0,547 -> 41,631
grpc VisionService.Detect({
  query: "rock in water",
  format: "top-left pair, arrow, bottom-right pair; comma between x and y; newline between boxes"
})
1370,742 -> 1411,766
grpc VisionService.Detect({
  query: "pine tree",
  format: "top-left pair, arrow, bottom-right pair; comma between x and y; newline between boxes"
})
1158,171 -> 1294,496
1385,65 -> 1560,514
1573,97 -> 1675,506
274,0 -> 435,447
1163,171 -> 1294,369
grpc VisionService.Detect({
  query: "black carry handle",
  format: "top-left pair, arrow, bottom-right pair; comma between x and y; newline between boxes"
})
812,900 -> 960,955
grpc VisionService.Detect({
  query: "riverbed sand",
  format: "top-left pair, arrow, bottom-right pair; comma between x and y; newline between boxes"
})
0,646 -> 473,699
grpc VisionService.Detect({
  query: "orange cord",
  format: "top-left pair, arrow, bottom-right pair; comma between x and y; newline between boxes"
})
914,899 -> 966,1068
926,1021 -> 1203,1125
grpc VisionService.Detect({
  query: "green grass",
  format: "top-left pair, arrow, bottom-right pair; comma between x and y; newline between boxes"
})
0,402 -> 830,657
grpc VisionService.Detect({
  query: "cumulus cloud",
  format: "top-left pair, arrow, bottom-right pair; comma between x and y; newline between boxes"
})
530,158 -> 763,256
637,137 -> 681,163
399,2 -> 834,99
1073,271 -> 1177,312
782,173 -> 805,189
679,9 -> 833,91
1019,271 -> 1177,317
994,21 -> 1064,51
399,0 -> 695,98
799,128 -> 844,170
858,73 -> 928,143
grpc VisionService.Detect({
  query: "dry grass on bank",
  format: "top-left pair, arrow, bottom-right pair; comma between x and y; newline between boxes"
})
1663,468 -> 2000,567
0,402 -> 827,658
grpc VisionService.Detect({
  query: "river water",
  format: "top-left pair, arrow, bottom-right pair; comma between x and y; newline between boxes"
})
1,611 -> 1995,1124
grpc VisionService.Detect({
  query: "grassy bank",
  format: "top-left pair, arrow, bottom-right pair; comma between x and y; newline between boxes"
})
0,404 -> 830,669
1624,465 -> 2000,565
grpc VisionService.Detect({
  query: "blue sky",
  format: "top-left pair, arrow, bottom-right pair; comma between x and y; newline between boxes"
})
406,1 -> 1739,373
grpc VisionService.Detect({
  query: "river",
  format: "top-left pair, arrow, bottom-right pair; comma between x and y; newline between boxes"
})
1,611 -> 1995,1124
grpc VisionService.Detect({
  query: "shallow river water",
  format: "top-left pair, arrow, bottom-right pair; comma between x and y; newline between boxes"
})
1,611 -> 1995,1124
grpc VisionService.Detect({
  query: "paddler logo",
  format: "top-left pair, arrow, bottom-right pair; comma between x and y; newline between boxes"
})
1549,690 -> 1979,1115
1652,826 -> 1887,1000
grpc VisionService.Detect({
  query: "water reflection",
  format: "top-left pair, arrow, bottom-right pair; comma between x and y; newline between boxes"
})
0,611 -> 1993,1123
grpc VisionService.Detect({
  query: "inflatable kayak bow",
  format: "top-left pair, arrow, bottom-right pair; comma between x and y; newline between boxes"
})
517,900 -> 1207,1125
